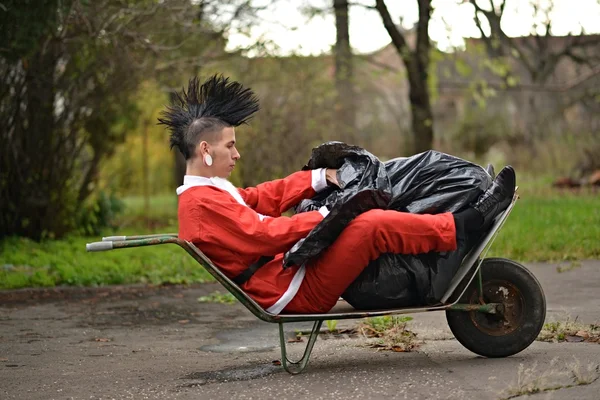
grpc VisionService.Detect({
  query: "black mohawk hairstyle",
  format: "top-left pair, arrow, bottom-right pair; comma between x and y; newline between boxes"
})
158,74 -> 260,156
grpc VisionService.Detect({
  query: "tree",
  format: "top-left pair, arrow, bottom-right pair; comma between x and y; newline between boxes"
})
333,0 -> 357,143
0,0 -> 259,239
223,55 -> 337,187
166,0 -> 275,187
374,0 -> 434,154
1,0 -> 140,239
469,0 -> 600,86
468,0 -> 600,141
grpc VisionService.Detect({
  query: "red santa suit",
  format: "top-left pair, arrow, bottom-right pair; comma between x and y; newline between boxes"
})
177,169 -> 457,314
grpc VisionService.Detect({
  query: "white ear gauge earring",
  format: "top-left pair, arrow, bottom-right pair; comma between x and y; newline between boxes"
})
204,154 -> 213,166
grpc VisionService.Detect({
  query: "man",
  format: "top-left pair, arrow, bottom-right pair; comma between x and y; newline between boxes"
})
159,74 -> 515,315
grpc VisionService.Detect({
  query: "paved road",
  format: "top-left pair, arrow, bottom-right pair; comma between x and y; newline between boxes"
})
1,260 -> 598,400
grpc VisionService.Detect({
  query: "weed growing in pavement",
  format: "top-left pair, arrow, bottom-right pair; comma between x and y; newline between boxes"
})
357,316 -> 417,352
556,261 -> 582,273
568,358 -> 600,385
501,358 -> 600,399
325,320 -> 338,333
197,291 -> 237,304
537,318 -> 600,343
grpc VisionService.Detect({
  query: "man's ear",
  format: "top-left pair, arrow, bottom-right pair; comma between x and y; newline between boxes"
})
198,141 -> 210,156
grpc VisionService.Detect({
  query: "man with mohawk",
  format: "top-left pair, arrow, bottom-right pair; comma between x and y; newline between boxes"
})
159,74 -> 516,314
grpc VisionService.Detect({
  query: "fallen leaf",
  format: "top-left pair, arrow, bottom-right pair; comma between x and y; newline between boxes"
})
566,335 -> 585,343
173,293 -> 184,298
0,358 -> 8,361
94,338 -> 111,342
272,360 -> 282,366
575,330 -> 590,338
178,320 -> 190,324
287,336 -> 303,343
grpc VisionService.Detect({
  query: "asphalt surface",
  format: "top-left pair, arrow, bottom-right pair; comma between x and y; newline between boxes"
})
1,260 -> 599,400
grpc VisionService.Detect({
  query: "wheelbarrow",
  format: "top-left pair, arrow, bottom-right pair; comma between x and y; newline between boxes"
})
86,190 -> 546,374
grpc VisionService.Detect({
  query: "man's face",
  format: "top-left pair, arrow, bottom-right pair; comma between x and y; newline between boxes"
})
208,126 -> 241,178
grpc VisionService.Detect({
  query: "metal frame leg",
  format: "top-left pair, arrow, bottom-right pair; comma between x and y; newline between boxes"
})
278,320 -> 322,375
477,263 -> 485,304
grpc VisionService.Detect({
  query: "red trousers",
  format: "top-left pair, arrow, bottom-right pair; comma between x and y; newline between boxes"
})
284,209 -> 457,313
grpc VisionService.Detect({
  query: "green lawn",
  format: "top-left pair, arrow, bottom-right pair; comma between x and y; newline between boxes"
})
117,194 -> 178,230
1,188 -> 598,290
1,194 -> 210,289
0,234 -> 212,289
488,192 -> 600,261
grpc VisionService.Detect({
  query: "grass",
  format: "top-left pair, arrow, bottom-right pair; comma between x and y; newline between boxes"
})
0,194 -> 212,290
501,358 -> 599,399
487,190 -> 600,262
0,235 -> 213,289
1,181 -> 599,290
117,194 -> 178,230
120,194 -> 177,218
357,316 -> 418,352
197,291 -> 237,304
537,319 -> 600,343
325,320 -> 339,332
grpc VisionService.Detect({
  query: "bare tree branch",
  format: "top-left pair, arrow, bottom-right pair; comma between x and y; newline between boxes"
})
348,1 -> 376,10
469,0 -> 600,85
374,0 -> 410,64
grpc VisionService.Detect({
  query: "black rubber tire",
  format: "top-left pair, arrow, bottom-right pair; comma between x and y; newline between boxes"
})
446,258 -> 546,358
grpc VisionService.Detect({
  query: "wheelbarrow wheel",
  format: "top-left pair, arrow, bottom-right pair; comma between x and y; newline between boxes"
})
446,258 -> 546,358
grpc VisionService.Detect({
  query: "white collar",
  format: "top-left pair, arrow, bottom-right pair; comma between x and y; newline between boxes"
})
176,175 -> 248,207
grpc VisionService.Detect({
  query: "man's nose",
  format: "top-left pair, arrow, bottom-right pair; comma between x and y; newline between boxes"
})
233,149 -> 241,160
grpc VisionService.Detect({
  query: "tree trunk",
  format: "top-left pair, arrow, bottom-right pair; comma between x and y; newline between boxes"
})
142,119 -> 150,229
409,85 -> 434,154
21,49 -> 60,238
333,0 -> 357,144
375,0 -> 434,154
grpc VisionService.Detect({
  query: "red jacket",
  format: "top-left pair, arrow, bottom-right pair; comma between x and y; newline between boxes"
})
177,170 -> 327,312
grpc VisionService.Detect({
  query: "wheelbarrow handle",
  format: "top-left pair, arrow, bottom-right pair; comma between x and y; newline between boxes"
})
86,241 -> 114,252
102,236 -> 126,241
87,236 -> 180,252
102,233 -> 178,241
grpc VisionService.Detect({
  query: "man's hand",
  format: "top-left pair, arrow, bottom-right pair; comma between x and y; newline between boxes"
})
326,168 -> 340,188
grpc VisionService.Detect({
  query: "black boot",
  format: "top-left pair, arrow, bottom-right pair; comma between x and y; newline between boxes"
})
486,163 -> 496,179
473,165 -> 516,228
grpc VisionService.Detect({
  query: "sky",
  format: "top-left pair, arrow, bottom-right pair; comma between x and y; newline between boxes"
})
225,0 -> 600,55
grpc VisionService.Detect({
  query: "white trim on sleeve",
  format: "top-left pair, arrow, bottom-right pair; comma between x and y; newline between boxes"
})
311,168 -> 328,193
318,205 -> 330,218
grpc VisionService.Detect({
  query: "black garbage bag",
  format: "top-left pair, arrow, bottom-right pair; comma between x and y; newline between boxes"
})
285,142 -> 492,308
385,151 -> 493,214
283,142 -> 392,268
341,253 -> 421,309
343,228 -> 482,309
